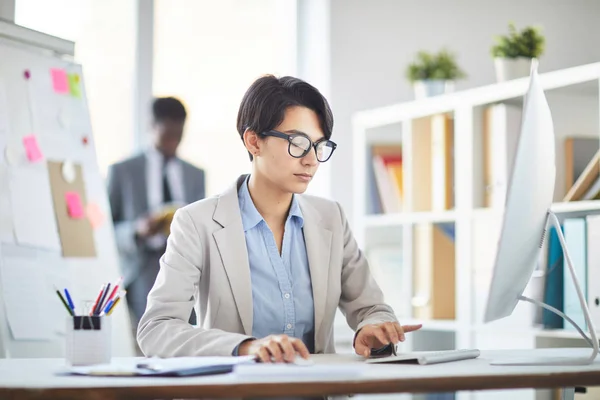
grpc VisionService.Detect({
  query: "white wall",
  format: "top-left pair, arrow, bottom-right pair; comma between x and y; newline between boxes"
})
329,0 -> 600,222
153,0 -> 297,196
296,0 -> 332,199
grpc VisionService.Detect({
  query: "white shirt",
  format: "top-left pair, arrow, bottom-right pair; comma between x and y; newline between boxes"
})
145,147 -> 185,249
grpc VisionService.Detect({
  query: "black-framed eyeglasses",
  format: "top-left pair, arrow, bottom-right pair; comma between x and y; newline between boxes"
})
262,130 -> 337,163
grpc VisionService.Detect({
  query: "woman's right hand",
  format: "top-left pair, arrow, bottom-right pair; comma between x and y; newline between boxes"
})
238,334 -> 310,363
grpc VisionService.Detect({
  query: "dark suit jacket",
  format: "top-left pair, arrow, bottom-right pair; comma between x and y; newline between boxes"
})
107,153 -> 205,287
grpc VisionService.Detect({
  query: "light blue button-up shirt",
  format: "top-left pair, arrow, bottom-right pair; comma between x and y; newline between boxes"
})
237,176 -> 315,353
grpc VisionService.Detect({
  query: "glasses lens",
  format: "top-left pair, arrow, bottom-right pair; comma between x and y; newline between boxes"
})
289,135 -> 310,157
316,141 -> 334,162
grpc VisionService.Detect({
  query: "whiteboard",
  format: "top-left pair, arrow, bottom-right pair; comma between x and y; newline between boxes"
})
0,26 -> 135,358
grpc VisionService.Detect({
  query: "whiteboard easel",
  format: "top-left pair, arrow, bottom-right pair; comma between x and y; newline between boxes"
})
0,21 -> 135,358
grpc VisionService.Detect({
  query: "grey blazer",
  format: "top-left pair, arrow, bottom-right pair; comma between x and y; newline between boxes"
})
107,153 -> 205,287
137,174 -> 397,357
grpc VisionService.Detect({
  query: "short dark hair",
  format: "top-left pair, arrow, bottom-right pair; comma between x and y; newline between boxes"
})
152,97 -> 187,123
236,75 -> 334,161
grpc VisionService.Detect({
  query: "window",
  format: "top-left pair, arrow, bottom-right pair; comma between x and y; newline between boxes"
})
15,0 -> 136,176
153,0 -> 297,195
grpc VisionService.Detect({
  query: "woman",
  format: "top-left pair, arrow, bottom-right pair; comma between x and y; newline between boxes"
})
137,75 -> 421,362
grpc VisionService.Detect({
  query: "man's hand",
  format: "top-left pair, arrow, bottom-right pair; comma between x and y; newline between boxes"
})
354,322 -> 423,357
135,214 -> 165,238
238,335 -> 310,363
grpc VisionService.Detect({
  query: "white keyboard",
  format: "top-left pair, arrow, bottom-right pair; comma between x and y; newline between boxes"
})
365,349 -> 481,365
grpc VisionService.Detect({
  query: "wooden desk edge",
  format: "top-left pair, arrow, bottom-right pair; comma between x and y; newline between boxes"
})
2,370 -> 600,400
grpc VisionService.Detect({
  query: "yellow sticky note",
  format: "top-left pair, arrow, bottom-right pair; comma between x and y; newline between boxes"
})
86,202 -> 104,229
68,73 -> 81,98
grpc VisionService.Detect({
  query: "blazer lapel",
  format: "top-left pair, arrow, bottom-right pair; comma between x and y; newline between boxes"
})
212,176 -> 253,336
299,197 -> 332,348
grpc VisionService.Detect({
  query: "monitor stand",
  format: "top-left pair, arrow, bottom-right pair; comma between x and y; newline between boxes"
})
490,211 -> 599,366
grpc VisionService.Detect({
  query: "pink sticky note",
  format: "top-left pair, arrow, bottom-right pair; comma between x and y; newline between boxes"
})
65,192 -> 84,219
50,68 -> 69,94
86,202 -> 105,229
22,135 -> 43,162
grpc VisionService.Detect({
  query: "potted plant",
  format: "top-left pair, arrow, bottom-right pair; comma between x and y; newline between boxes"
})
491,22 -> 545,82
406,49 -> 467,100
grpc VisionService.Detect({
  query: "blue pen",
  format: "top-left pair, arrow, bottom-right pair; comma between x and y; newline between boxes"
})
64,288 -> 76,315
101,299 -> 114,315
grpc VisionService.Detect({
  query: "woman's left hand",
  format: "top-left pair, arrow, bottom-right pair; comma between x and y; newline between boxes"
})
354,322 -> 423,357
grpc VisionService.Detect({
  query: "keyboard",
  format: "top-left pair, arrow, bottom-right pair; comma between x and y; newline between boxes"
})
365,349 -> 481,365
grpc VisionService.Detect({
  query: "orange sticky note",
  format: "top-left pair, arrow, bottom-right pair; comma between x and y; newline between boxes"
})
65,192 -> 84,219
51,68 -> 69,94
22,135 -> 43,162
86,202 -> 105,229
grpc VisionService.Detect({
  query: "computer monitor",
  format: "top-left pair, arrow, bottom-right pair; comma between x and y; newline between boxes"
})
482,61 -> 599,365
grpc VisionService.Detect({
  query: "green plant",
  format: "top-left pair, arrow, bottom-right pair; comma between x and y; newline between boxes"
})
405,49 -> 467,83
491,22 -> 545,58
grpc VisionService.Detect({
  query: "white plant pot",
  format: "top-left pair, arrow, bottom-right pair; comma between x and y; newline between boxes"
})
494,57 -> 532,82
413,80 -> 455,100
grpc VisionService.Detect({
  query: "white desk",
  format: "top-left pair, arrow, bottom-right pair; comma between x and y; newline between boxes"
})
0,348 -> 599,399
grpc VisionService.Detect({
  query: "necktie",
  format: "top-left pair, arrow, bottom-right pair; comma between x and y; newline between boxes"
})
162,157 -> 172,204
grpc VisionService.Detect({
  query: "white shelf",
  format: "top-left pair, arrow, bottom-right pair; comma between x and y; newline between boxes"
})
550,200 -> 600,214
364,211 -> 457,227
351,61 -> 600,392
352,62 -> 600,128
471,201 -> 600,218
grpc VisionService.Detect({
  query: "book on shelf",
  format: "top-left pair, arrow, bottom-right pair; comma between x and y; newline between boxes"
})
412,222 -> 455,320
563,217 -> 588,333
543,215 -> 600,332
586,215 -> 600,329
370,144 -> 402,214
563,147 -> 600,202
482,103 -> 521,208
542,225 -> 564,329
431,113 -> 454,211
564,136 -> 599,195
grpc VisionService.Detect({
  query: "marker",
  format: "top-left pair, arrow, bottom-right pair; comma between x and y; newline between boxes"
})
106,297 -> 121,316
95,283 -> 111,315
106,277 -> 122,304
55,288 -> 74,316
100,299 -> 114,316
64,288 -> 75,315
90,284 -> 105,316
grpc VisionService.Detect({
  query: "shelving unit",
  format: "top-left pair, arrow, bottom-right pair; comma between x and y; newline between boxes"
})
347,62 -> 600,400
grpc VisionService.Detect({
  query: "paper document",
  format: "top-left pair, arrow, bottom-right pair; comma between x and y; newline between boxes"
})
9,166 -> 61,251
65,356 -> 256,376
28,70 -> 69,135
0,244 -> 54,340
0,80 -> 9,137
44,254 -> 72,334
0,166 -> 14,243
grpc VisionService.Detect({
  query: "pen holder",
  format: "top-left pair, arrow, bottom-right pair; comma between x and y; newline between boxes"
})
65,316 -> 111,366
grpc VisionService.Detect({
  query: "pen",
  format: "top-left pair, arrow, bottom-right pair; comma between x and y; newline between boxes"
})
106,296 -> 121,316
64,288 -> 75,315
55,288 -> 74,316
95,283 -> 111,315
105,277 -> 122,304
90,284 -> 105,316
100,299 -> 114,316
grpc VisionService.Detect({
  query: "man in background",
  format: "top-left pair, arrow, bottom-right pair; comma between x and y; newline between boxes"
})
107,97 -> 205,327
